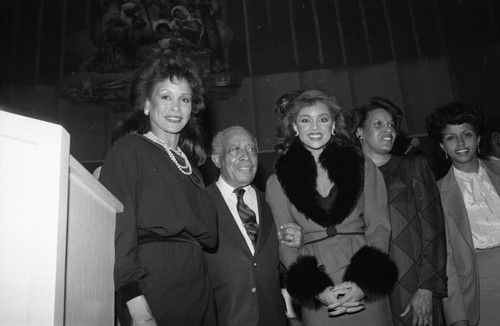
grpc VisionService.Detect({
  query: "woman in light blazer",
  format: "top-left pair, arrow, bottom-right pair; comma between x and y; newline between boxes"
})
427,102 -> 500,326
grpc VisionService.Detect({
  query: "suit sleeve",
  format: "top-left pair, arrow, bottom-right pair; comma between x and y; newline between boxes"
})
99,140 -> 146,304
441,218 -> 469,325
412,156 -> 447,296
265,174 -> 299,269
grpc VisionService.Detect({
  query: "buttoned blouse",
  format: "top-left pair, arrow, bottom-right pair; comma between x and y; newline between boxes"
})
454,163 -> 500,249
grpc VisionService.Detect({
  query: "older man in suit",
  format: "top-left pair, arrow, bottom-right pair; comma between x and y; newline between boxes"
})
204,125 -> 287,326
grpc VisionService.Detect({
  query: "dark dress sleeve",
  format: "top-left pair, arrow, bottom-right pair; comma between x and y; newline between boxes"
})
412,156 -> 447,296
99,139 -> 147,302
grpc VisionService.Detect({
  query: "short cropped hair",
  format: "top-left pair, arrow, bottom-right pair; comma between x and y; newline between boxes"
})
426,102 -> 485,145
211,125 -> 258,159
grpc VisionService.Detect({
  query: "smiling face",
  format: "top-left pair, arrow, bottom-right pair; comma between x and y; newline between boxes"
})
145,77 -> 192,147
213,128 -> 258,189
293,103 -> 335,158
357,108 -> 396,159
440,123 -> 480,171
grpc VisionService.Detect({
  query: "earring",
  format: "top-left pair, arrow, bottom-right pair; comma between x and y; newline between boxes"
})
357,135 -> 363,140
294,130 -> 298,137
444,151 -> 448,159
144,110 -> 149,116
478,146 -> 481,154
331,130 -> 336,136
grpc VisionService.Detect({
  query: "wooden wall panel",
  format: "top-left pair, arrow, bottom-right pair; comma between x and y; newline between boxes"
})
349,62 -> 403,112
338,0 -> 370,66
267,0 -> 298,73
362,0 -> 393,64
206,78 -> 257,138
226,0 -> 249,75
449,48 -> 500,117
299,68 -> 353,111
251,72 -> 301,150
291,0 -> 321,70
246,0 -> 276,75
400,58 -> 454,135
411,0 -> 442,58
386,0 -> 419,60
315,0 -> 345,67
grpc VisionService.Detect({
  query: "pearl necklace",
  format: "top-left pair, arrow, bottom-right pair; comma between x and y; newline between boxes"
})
374,154 -> 391,167
144,131 -> 192,175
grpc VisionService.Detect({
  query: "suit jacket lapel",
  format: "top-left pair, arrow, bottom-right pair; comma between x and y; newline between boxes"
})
207,183 -> 253,256
482,159 -> 500,194
440,168 -> 475,250
254,186 -> 273,257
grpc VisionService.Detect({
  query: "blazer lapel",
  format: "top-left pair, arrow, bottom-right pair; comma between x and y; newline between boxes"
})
207,183 -> 253,256
253,187 -> 273,257
440,169 -> 475,250
482,159 -> 500,194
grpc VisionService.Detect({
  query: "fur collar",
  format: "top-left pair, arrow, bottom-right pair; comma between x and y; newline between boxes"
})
275,139 -> 364,228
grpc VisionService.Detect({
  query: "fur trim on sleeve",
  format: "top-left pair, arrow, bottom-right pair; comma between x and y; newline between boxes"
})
343,246 -> 398,302
285,256 -> 334,309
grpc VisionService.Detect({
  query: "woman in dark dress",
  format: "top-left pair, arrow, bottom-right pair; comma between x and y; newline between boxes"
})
99,53 -> 217,326
347,97 -> 447,326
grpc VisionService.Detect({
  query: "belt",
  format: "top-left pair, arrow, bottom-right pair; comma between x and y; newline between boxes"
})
303,226 -> 364,246
138,230 -> 201,248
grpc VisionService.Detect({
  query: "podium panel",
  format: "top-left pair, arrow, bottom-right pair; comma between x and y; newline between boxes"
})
0,110 -> 122,325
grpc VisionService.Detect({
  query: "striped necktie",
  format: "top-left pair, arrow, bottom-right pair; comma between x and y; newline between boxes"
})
234,188 -> 259,247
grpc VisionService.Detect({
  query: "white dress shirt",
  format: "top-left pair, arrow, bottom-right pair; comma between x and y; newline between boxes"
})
216,176 -> 260,255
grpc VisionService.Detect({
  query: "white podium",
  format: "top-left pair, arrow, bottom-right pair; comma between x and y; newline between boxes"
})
0,110 -> 123,325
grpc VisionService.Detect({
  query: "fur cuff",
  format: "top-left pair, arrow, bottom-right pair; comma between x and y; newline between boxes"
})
343,246 -> 398,302
285,256 -> 334,309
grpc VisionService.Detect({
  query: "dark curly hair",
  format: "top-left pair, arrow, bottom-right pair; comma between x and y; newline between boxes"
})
274,89 -> 354,154
130,52 -> 207,166
426,102 -> 485,145
346,97 -> 403,147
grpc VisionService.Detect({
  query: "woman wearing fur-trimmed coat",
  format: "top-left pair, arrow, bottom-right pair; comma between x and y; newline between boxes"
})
266,90 -> 398,326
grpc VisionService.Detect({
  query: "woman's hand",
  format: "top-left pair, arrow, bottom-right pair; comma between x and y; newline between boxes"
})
400,288 -> 433,326
327,281 -> 365,316
316,286 -> 341,306
278,223 -> 303,249
127,295 -> 158,326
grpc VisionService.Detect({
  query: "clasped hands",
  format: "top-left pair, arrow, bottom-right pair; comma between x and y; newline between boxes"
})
279,223 -> 365,317
317,282 -> 365,317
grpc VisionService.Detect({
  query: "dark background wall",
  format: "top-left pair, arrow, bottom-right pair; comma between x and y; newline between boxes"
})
1,0 -> 500,189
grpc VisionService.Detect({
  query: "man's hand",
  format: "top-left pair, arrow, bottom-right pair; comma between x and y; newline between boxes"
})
278,223 -> 303,249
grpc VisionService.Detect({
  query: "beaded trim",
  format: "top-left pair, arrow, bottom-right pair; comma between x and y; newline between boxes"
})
143,131 -> 192,175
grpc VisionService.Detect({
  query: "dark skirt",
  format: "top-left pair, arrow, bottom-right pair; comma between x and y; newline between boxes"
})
117,239 -> 217,326
476,246 -> 500,326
